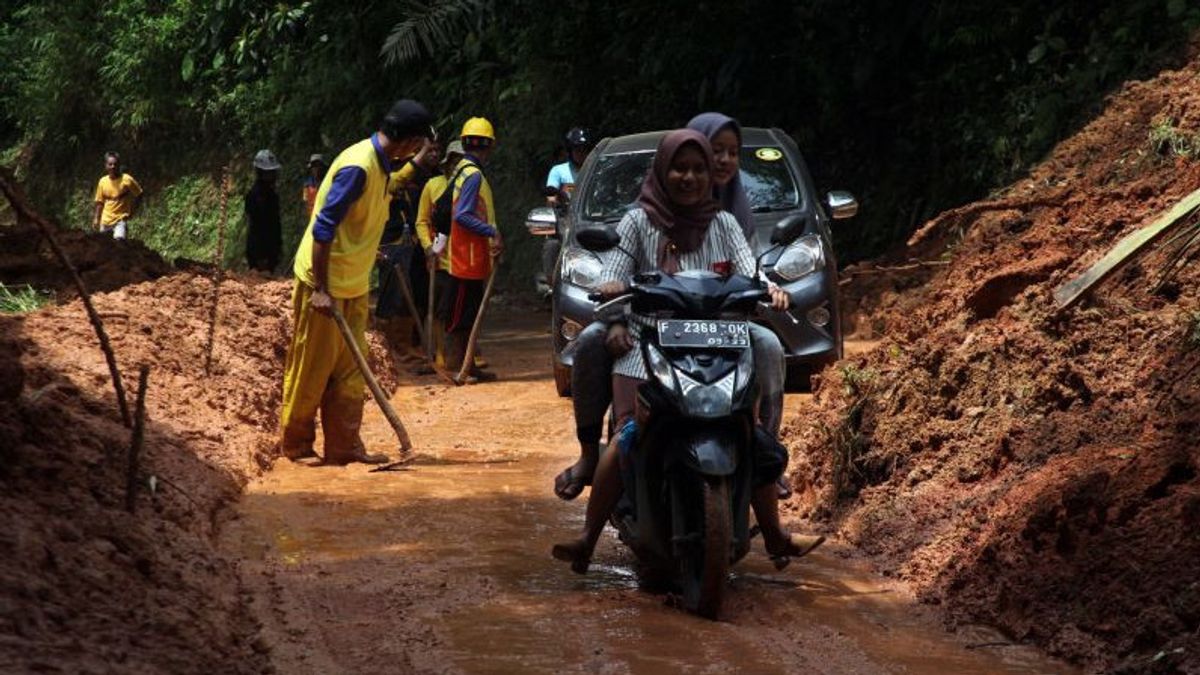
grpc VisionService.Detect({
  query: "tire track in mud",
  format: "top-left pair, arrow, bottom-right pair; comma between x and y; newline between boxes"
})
221,312 -> 1074,674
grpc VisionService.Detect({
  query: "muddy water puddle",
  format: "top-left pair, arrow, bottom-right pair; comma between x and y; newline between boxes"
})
224,320 -> 1075,674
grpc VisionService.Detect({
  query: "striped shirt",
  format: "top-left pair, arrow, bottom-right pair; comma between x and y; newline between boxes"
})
601,208 -> 757,380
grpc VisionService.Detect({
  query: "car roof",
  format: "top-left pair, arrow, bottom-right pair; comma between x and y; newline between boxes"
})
600,127 -> 781,153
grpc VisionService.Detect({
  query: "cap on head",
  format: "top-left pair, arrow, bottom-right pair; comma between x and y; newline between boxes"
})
441,140 -> 465,167
307,153 -> 326,167
253,149 -> 281,171
460,117 -> 495,151
380,99 -> 435,141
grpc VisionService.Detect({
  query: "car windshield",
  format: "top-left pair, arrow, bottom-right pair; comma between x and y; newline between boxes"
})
582,146 -> 801,221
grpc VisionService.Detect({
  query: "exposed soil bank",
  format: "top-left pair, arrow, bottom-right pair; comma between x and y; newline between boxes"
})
0,255 -> 396,672
786,44 -> 1200,674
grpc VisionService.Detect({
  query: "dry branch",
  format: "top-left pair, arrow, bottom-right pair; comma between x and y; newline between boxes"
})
907,195 -> 1064,248
0,167 -> 132,426
125,365 -> 150,513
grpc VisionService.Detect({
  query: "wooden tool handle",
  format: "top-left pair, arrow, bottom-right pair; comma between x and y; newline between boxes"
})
330,305 -> 414,451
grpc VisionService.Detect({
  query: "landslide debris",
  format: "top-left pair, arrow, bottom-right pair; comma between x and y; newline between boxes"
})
787,45 -> 1200,673
0,271 -> 398,673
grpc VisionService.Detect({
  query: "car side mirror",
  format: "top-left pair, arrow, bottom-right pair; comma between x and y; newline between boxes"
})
770,214 -> 807,245
525,207 -> 556,236
576,226 -> 620,252
826,191 -> 858,220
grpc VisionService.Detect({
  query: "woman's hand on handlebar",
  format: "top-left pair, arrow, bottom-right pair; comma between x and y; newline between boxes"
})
605,323 -> 635,357
767,283 -> 790,311
591,280 -> 628,302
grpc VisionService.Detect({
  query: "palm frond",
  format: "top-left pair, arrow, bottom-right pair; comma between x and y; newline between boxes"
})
380,0 -> 490,66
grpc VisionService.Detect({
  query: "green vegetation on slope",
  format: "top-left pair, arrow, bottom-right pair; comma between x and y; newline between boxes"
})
2,1 -> 1198,287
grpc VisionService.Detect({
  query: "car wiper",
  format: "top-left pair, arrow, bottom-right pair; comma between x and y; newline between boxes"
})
751,204 -> 796,213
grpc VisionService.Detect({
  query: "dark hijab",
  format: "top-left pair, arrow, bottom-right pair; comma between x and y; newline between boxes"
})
686,112 -> 754,242
637,129 -> 719,262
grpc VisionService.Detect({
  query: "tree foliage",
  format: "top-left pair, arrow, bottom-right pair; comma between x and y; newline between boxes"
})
1,0 -> 1197,277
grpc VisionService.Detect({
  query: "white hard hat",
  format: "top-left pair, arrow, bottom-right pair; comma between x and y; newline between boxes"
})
253,149 -> 281,171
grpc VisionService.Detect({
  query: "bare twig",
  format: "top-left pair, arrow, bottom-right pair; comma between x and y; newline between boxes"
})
0,167 -> 131,426
204,166 -> 231,375
907,195 -> 1064,248
125,365 -> 150,513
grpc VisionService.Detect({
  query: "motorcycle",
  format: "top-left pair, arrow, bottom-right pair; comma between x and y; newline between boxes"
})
574,223 -> 795,620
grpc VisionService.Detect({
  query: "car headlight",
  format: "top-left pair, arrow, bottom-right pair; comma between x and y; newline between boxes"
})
773,234 -> 825,281
562,249 -> 603,289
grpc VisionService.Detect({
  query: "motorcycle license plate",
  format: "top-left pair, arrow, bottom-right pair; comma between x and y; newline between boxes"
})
657,320 -> 750,349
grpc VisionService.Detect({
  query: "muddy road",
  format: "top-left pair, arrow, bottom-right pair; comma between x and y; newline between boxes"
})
221,312 -> 1073,674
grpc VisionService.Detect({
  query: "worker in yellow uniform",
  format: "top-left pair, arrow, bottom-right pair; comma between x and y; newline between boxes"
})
438,118 -> 503,382
280,99 -> 435,465
92,151 -> 143,240
415,140 -> 465,366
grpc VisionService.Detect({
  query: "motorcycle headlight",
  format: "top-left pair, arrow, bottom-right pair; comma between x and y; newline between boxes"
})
562,249 -> 603,289
645,342 -> 678,394
773,234 -> 825,281
677,370 -> 735,418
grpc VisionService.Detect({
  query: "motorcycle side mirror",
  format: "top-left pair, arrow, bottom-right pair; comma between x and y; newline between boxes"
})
826,191 -> 858,220
770,214 -> 807,245
525,207 -> 556,236
576,226 -> 621,252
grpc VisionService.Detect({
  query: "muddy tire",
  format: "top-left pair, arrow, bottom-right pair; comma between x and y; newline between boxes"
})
681,477 -> 731,620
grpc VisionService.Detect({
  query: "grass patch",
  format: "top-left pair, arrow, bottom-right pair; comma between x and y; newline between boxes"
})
826,363 -> 879,499
1148,117 -> 1200,158
0,283 -> 52,313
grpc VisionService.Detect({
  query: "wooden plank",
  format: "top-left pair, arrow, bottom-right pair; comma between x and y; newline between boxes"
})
1053,187 -> 1200,309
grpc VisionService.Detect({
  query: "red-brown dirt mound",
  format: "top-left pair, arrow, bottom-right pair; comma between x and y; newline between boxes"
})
0,220 -> 173,299
0,272 -> 398,673
786,48 -> 1200,673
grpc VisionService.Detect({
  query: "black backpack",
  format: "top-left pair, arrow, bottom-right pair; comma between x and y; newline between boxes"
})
432,162 -> 478,235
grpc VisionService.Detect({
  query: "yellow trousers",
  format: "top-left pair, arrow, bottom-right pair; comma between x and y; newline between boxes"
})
279,280 -> 369,462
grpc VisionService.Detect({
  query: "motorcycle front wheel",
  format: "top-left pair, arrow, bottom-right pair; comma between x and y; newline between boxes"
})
681,476 -> 731,620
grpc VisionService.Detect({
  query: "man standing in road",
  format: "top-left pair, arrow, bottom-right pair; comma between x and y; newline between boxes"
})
92,151 -> 143,240
280,99 -> 435,465
440,117 -> 503,383
245,149 -> 282,273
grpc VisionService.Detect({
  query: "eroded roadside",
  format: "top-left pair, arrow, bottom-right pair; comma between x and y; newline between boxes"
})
222,313 -> 1074,674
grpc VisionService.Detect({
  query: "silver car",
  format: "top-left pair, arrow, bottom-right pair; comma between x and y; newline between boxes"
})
527,128 -> 857,397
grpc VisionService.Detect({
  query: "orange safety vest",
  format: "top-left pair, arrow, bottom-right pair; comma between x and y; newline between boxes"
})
448,160 -> 496,280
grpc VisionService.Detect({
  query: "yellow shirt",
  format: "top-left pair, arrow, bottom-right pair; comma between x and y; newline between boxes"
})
294,138 -> 412,299
415,175 -> 451,271
93,174 -> 143,226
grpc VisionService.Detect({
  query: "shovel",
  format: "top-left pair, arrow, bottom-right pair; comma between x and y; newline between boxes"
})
329,304 -> 414,457
389,258 -> 427,354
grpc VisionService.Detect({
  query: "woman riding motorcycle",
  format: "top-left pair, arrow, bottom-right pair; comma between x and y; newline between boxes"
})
551,129 -> 822,573
554,113 -> 793,502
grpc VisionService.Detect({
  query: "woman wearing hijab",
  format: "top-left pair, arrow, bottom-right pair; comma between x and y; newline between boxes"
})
688,112 -> 790,495
551,130 -> 822,573
552,113 -> 787,501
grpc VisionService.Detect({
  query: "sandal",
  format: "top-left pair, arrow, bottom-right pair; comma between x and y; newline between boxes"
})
551,539 -> 592,574
553,464 -> 592,501
766,534 -> 825,571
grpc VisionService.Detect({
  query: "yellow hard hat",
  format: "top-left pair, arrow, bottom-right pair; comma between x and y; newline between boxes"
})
461,117 -> 495,141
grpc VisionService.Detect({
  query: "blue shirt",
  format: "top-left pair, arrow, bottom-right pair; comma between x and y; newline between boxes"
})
452,154 -> 497,237
312,134 -> 393,242
545,161 -> 577,190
